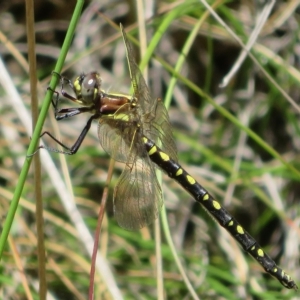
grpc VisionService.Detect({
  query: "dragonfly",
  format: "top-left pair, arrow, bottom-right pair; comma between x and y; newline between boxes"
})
41,24 -> 297,290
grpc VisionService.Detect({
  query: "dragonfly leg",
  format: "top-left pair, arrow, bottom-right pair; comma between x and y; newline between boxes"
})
54,106 -> 95,121
40,114 -> 98,155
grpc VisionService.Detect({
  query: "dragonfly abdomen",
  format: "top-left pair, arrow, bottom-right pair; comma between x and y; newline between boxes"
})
143,136 -> 297,290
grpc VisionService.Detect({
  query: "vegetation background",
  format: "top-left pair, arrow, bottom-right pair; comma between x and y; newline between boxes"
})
0,0 -> 299,299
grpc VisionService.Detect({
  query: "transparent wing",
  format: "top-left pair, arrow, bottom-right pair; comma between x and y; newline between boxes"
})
105,25 -> 175,231
144,99 -> 178,162
113,153 -> 163,231
98,104 -> 142,163
120,25 -> 154,114
120,25 -> 177,162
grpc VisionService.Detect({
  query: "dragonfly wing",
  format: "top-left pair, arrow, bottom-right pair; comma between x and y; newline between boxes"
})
113,153 -> 163,231
120,25 -> 154,114
120,25 -> 177,162
142,99 -> 178,163
98,104 -> 138,163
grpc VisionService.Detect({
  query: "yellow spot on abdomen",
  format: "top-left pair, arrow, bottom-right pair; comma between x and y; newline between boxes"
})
143,137 -> 148,143
148,146 -> 157,156
257,249 -> 264,257
212,200 -> 221,210
176,169 -> 183,176
159,152 -> 170,161
186,175 -> 196,184
236,225 -> 244,234
203,194 -> 209,201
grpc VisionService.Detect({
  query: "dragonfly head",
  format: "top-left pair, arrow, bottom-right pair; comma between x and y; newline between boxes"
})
73,72 -> 102,105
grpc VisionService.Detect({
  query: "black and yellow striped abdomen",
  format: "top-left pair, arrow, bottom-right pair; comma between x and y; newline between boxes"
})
143,136 -> 297,290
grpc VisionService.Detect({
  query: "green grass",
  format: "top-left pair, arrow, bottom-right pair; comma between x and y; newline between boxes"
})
0,0 -> 299,299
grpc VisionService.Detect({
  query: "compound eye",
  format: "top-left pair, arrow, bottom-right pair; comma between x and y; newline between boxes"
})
81,72 -> 101,104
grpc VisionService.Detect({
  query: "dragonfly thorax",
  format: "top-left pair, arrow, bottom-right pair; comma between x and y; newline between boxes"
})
100,92 -> 132,114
